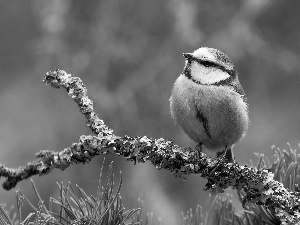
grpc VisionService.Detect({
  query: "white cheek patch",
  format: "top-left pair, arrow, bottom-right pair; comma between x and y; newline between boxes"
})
190,62 -> 230,84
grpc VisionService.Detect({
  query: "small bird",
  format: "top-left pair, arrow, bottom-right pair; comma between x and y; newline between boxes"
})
170,47 -> 249,162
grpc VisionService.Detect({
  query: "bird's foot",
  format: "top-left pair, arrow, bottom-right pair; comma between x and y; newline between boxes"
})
195,143 -> 203,160
209,146 -> 235,175
217,145 -> 235,163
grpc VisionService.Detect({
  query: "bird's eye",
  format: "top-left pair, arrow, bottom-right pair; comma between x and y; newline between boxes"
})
202,61 -> 211,67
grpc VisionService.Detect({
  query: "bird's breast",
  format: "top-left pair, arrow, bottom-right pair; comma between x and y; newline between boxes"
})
170,75 -> 249,150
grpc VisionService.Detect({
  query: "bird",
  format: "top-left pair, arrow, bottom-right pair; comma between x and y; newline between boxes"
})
170,47 -> 249,162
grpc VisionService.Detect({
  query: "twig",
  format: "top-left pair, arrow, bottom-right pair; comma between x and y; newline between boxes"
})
0,69 -> 299,224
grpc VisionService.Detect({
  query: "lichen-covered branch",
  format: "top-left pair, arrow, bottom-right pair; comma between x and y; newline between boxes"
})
0,69 -> 299,224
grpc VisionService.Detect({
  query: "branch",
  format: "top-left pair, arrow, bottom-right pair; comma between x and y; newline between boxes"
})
0,69 -> 299,224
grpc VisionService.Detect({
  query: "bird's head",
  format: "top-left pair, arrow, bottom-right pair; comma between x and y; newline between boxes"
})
182,47 -> 244,95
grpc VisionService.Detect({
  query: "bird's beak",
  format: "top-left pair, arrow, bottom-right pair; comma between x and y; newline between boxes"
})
183,53 -> 193,60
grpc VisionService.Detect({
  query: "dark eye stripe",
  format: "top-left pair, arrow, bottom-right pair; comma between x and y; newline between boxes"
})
198,59 -> 220,69
187,55 -> 223,69
201,61 -> 215,67
195,59 -> 236,77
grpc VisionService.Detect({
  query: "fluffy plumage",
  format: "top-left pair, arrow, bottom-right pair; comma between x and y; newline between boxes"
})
170,47 -> 249,161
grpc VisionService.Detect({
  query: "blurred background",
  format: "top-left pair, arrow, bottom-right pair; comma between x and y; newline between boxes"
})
0,0 -> 299,224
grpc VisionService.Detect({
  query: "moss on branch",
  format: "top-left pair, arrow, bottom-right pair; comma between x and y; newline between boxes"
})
0,69 -> 299,224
